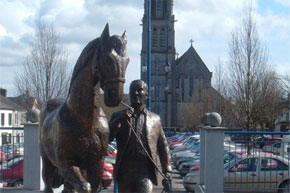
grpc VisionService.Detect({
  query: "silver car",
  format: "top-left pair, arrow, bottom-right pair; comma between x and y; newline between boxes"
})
183,154 -> 290,193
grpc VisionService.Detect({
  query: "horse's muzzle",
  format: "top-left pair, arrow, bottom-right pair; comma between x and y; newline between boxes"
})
103,82 -> 124,107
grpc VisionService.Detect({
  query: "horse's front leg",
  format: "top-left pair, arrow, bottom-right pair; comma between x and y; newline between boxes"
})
86,158 -> 104,193
42,156 -> 56,193
61,165 -> 89,193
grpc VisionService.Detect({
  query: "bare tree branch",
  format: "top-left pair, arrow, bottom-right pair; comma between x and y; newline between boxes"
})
227,4 -> 283,131
14,21 -> 71,107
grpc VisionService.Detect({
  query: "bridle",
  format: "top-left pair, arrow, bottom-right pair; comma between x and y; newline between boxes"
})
101,77 -> 126,86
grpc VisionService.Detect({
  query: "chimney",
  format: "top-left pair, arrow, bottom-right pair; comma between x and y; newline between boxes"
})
0,88 -> 7,97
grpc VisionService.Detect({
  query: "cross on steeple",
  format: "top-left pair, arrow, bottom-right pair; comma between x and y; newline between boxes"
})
189,39 -> 194,47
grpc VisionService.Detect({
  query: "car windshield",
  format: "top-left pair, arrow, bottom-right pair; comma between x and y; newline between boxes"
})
224,158 -> 241,169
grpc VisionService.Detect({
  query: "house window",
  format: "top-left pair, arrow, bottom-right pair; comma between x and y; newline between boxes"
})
1,113 -> 4,126
15,114 -> 18,125
8,113 -> 12,126
2,132 -> 11,144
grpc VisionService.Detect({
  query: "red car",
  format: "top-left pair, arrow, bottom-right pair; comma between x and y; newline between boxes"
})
82,162 -> 114,189
0,150 -> 6,163
0,157 -> 113,189
0,157 -> 23,186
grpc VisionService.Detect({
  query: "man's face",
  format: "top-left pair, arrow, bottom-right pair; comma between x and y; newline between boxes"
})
130,84 -> 147,107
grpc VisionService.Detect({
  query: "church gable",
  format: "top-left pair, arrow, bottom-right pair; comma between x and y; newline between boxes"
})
176,46 -> 212,79
173,45 -> 212,103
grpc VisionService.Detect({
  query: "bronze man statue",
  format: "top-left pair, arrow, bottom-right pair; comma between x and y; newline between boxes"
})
109,79 -> 172,193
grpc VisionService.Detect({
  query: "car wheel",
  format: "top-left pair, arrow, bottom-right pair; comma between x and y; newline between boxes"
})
279,181 -> 290,193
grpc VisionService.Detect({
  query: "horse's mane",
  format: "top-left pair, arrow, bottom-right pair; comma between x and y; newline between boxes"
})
68,38 -> 100,95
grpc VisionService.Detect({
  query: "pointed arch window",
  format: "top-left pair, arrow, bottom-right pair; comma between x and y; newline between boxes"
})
177,74 -> 185,102
160,27 -> 167,48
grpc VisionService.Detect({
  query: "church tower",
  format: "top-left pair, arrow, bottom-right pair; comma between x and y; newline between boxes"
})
140,0 -> 176,127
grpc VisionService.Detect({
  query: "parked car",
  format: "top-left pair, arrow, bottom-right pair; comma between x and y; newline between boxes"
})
105,156 -> 116,165
0,157 -> 23,187
179,151 -> 245,177
104,162 -> 114,175
183,154 -> 290,193
13,143 -> 24,158
0,150 -> 6,163
169,137 -> 190,150
107,144 -> 117,158
1,143 -> 24,161
0,157 -> 113,189
265,137 -> 283,146
178,159 -> 200,177
171,137 -> 199,153
262,143 -> 282,154
102,171 -> 113,189
1,144 -> 14,161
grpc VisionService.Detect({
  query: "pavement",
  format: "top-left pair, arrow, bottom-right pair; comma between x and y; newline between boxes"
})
0,170 -> 187,193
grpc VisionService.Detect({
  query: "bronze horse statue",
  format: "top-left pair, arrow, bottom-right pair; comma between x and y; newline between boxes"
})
39,24 -> 129,193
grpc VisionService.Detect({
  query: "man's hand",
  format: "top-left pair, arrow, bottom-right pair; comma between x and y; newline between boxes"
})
122,108 -> 134,119
110,108 -> 134,129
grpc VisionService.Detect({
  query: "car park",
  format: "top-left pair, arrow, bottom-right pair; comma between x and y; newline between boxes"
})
183,154 -> 290,193
0,156 -> 114,189
171,136 -> 199,153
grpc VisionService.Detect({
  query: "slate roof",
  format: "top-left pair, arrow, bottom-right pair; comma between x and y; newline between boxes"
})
9,94 -> 38,110
175,45 -> 212,78
0,95 -> 26,111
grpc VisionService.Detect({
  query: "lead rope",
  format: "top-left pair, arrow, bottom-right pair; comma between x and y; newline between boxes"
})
121,102 -> 172,193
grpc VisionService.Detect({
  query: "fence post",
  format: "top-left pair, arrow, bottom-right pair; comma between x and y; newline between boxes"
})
196,112 -> 226,193
23,123 -> 44,190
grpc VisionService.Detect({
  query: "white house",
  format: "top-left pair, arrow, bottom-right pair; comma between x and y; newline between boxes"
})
0,89 -> 26,145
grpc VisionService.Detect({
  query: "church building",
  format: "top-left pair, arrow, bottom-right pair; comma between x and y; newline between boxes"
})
140,0 -> 213,128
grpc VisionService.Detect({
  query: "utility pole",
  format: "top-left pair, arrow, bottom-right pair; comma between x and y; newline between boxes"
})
147,0 -> 151,110
287,90 -> 290,129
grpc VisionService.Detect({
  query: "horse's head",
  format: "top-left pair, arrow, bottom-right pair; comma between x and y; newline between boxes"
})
97,24 -> 129,107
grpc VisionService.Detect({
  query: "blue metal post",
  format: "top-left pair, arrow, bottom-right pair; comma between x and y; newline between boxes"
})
147,0 -> 152,110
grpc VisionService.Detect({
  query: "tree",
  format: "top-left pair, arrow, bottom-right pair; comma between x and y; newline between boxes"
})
227,4 -> 282,131
180,86 -> 234,130
15,22 -> 70,107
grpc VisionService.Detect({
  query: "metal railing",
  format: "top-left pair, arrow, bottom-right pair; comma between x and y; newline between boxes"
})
0,135 -> 24,187
224,131 -> 290,192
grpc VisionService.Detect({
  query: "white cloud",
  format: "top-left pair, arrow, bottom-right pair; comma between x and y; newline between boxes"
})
0,25 -> 7,39
273,0 -> 290,7
0,0 -> 289,96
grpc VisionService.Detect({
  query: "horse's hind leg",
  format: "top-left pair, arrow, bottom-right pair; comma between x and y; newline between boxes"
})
87,159 -> 104,193
61,165 -> 89,193
62,181 -> 76,193
42,157 -> 56,193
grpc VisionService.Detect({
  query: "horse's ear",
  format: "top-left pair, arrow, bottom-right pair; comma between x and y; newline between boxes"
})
121,31 -> 127,45
101,23 -> 110,43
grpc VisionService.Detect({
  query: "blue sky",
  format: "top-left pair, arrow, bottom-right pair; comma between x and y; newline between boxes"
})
0,0 -> 289,96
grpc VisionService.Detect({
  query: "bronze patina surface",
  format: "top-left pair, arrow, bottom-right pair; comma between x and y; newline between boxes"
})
39,24 -> 129,193
109,80 -> 172,193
